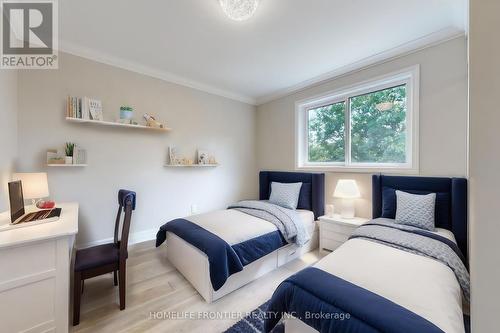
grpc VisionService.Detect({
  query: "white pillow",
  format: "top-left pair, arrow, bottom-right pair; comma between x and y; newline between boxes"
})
269,182 -> 302,210
395,190 -> 436,231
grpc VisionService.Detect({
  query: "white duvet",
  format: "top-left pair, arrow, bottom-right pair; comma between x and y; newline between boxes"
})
315,237 -> 465,333
186,209 -> 315,246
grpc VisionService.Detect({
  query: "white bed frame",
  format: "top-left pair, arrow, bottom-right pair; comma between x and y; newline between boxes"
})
166,224 -> 319,303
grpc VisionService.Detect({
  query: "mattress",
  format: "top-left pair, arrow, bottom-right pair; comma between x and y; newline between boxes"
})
297,209 -> 316,235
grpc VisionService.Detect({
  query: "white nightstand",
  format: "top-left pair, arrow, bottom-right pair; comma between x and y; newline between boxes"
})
318,215 -> 370,254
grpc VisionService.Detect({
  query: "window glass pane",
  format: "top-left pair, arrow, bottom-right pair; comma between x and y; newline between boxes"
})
308,101 -> 345,162
350,85 -> 407,164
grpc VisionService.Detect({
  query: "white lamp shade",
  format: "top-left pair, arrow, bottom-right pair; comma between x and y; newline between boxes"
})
333,179 -> 360,199
13,173 -> 49,200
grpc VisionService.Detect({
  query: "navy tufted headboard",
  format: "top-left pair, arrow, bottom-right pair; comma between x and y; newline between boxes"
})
259,171 -> 325,220
372,175 -> 468,260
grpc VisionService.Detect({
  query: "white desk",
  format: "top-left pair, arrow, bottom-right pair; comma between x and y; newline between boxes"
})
0,203 -> 78,333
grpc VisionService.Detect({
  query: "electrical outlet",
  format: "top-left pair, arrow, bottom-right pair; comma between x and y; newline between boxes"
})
191,204 -> 199,215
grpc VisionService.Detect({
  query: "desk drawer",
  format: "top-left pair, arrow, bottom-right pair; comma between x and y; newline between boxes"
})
0,241 -> 56,283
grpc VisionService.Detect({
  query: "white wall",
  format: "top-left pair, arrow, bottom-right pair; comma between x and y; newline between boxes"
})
0,71 -> 18,212
257,37 -> 468,218
469,0 -> 500,330
17,53 -> 257,247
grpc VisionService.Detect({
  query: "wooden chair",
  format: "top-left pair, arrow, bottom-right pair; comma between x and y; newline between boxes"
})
72,190 -> 136,326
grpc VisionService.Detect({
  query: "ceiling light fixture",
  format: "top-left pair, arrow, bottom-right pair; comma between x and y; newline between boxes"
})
219,0 -> 259,21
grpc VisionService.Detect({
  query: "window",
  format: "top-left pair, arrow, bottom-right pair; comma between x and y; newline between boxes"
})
296,66 -> 419,173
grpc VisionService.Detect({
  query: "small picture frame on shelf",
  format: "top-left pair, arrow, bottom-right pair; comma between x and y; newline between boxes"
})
88,99 -> 103,121
197,150 -> 209,165
73,145 -> 87,164
168,146 -> 180,165
47,149 -> 64,165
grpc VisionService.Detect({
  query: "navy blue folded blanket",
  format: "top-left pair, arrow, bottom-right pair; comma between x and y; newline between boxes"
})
264,267 -> 444,333
156,219 -> 286,291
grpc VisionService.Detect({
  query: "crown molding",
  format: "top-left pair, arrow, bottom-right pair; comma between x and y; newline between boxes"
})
256,27 -> 466,105
59,26 -> 465,107
58,40 -> 257,105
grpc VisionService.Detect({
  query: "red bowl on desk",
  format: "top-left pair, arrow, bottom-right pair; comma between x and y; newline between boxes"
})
36,200 -> 56,209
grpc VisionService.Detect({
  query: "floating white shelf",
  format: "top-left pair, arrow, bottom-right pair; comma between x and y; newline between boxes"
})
47,164 -> 88,167
164,164 -> 219,168
66,117 -> 171,132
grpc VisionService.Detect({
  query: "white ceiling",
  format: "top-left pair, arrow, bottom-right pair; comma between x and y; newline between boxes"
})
59,0 -> 467,105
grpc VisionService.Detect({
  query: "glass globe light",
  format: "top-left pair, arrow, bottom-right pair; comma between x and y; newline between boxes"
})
219,0 -> 259,21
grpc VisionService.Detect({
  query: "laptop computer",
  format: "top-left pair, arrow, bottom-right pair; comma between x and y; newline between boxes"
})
8,180 -> 61,225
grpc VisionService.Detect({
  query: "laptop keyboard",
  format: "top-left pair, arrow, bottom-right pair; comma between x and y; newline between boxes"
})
18,209 -> 56,223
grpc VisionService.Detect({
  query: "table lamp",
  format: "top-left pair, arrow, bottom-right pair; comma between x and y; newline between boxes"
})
333,179 -> 360,219
12,173 -> 49,205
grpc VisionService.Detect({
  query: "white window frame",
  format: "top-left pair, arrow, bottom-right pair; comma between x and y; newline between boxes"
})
295,65 -> 419,174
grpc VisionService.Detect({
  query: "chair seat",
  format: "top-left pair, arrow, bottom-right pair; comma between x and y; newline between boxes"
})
75,243 -> 127,272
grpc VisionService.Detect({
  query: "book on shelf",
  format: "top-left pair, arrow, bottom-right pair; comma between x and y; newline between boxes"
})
66,96 -> 102,121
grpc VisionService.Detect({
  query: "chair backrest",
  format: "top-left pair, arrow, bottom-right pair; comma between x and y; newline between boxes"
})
114,190 -> 136,257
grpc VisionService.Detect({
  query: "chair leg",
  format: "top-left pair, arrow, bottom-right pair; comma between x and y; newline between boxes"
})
113,270 -> 118,286
119,261 -> 126,310
73,271 -> 82,326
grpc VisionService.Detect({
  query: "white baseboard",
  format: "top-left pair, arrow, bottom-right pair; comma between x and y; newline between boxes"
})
76,228 -> 157,249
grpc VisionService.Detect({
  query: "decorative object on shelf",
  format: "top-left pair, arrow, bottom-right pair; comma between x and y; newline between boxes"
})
67,96 -> 103,121
143,113 -> 165,129
197,150 -> 218,165
73,145 -> 87,165
47,143 -> 86,166
65,142 -> 75,164
219,0 -> 259,21
12,172 -> 50,205
119,106 -> 134,122
47,149 -> 65,165
88,98 -> 103,121
333,179 -> 361,219
166,147 -> 218,167
168,146 -> 181,165
197,150 -> 209,165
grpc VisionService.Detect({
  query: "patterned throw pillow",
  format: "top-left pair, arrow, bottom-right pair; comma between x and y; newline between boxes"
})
395,190 -> 436,231
269,182 -> 303,210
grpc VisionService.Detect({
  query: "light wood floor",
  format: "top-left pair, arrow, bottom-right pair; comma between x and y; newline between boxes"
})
71,240 -> 320,333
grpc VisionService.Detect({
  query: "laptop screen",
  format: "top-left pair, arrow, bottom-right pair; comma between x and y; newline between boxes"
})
8,181 -> 25,222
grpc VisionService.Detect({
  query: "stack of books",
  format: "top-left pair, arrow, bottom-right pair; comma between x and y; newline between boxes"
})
66,96 -> 103,121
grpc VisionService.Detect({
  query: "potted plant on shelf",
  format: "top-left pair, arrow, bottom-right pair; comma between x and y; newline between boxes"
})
65,142 -> 75,164
120,106 -> 134,124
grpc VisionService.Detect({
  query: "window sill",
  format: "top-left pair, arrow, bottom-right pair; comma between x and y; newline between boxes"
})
295,165 -> 419,174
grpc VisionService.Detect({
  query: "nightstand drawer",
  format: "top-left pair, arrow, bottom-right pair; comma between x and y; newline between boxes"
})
321,221 -> 357,236
320,238 -> 344,251
321,229 -> 349,243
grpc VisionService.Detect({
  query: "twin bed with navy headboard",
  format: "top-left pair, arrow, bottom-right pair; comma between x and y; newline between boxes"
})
265,174 -> 469,333
156,171 -> 325,303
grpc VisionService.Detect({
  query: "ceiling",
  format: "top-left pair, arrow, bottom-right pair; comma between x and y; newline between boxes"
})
59,0 -> 467,105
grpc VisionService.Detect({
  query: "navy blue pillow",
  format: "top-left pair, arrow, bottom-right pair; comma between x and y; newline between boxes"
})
381,187 -> 451,229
